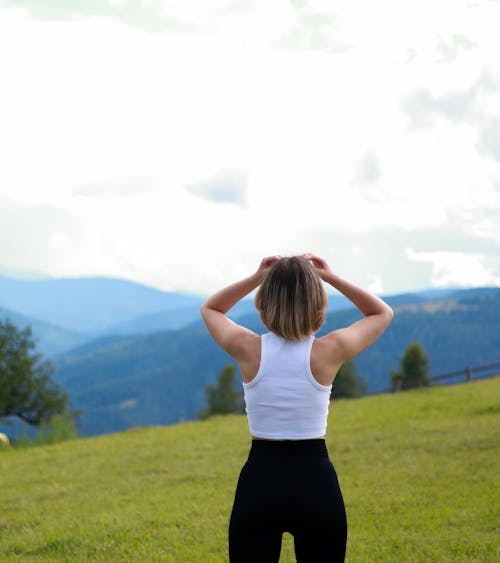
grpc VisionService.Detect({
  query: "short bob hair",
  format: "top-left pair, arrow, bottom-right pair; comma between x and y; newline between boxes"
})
255,256 -> 327,341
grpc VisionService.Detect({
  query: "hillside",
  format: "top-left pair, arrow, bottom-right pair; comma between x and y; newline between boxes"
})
1,378 -> 498,562
50,288 -> 500,437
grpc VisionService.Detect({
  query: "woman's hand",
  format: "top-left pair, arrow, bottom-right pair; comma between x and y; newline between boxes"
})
301,253 -> 334,281
255,255 -> 282,282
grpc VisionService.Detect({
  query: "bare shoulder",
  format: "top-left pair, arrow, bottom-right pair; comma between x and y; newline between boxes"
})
233,331 -> 262,384
201,305 -> 261,382
310,336 -> 343,386
232,329 -> 261,358
313,333 -> 344,362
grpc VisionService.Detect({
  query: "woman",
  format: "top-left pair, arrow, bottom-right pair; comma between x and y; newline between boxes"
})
201,253 -> 393,562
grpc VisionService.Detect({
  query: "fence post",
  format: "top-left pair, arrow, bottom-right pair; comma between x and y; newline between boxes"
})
466,366 -> 472,381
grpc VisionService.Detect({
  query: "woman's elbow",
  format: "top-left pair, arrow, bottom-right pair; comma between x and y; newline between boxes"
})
200,302 -> 210,321
383,305 -> 394,327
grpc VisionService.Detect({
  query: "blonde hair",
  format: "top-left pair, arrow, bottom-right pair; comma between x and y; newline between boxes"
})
255,256 -> 327,341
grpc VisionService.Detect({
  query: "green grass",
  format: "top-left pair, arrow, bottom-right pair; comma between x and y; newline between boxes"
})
1,377 -> 499,562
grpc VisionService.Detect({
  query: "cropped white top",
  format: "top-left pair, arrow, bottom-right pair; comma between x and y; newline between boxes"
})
243,332 -> 332,440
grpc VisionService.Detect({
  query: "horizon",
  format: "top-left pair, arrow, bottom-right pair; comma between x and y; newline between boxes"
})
1,262 -> 495,300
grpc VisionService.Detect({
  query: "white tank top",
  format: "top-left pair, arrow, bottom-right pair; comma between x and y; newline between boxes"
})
243,332 -> 332,440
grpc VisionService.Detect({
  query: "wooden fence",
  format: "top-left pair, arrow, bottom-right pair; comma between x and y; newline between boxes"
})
430,362 -> 500,384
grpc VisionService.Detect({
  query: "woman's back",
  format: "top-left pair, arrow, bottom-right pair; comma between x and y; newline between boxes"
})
244,332 -> 331,440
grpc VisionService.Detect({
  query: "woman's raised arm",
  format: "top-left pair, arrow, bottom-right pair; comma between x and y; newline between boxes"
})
200,255 -> 281,356
302,253 -> 394,362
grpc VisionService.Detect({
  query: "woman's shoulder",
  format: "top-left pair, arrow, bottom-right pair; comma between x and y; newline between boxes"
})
310,335 -> 344,386
235,332 -> 262,384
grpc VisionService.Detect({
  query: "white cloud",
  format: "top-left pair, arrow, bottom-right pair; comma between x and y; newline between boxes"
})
186,169 -> 247,206
406,248 -> 500,288
367,274 -> 384,294
0,1 -> 499,294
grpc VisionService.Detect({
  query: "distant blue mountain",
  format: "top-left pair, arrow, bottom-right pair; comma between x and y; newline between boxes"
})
0,274 -> 203,334
0,306 -> 88,356
99,298 -> 260,336
0,271 -> 458,349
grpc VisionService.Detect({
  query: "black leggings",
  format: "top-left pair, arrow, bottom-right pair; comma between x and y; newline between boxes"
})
229,439 -> 347,562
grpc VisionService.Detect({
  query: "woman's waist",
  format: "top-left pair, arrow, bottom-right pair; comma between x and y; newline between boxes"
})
252,435 -> 325,441
247,437 -> 329,463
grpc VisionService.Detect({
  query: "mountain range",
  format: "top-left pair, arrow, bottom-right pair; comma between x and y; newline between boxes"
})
0,271 -> 498,437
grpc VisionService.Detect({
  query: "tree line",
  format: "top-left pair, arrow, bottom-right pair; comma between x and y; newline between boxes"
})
198,341 -> 431,419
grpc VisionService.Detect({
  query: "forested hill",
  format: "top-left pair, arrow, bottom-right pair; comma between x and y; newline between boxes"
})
50,287 -> 500,437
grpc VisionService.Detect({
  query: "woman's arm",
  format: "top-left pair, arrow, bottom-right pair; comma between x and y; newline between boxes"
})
200,256 -> 281,357
302,253 -> 394,362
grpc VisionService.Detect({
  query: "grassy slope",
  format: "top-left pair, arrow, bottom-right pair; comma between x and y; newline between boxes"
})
1,377 -> 499,562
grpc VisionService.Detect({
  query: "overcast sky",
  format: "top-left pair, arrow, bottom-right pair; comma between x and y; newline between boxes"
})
1,0 -> 499,296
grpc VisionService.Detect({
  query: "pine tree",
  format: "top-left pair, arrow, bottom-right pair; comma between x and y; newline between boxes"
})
331,360 -> 368,399
390,341 -> 431,391
197,364 -> 244,420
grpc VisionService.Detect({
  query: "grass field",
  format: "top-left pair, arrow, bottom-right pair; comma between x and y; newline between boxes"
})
1,377 -> 499,562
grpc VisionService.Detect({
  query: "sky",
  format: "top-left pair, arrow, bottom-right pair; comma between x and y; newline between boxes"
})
1,0 -> 499,296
